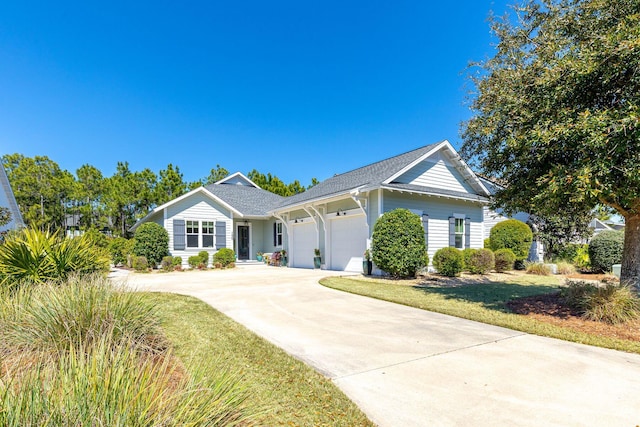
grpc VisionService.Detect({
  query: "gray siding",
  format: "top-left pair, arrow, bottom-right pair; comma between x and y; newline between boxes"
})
164,192 -> 233,266
483,207 -> 531,239
394,156 -> 475,194
383,191 -> 484,262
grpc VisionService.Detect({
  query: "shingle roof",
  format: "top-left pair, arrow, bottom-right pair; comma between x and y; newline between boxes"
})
205,183 -> 285,217
274,142 -> 442,209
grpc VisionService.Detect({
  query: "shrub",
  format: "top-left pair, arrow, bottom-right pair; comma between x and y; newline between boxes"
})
561,280 -> 598,309
188,255 -> 202,269
108,237 -> 135,266
556,243 -> 588,263
573,244 -> 591,270
562,280 -> 640,324
0,276 -> 257,426
484,238 -> 491,249
525,262 -> 551,276
461,248 -> 477,270
467,249 -> 495,275
433,247 -> 464,277
196,250 -> 209,267
133,223 -> 169,268
556,261 -> 576,275
0,228 -> 109,287
371,209 -> 428,278
489,219 -> 533,261
82,227 -> 109,248
213,248 -> 236,268
133,256 -> 149,272
172,256 -> 182,267
161,256 -> 174,272
214,262 -> 223,269
0,275 -> 167,355
493,248 -> 516,273
588,230 -> 624,273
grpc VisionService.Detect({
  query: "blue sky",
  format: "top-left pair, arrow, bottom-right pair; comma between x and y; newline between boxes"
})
0,1 -> 511,186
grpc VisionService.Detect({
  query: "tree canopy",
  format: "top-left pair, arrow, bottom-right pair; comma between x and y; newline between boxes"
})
461,0 -> 640,287
2,154 -> 316,237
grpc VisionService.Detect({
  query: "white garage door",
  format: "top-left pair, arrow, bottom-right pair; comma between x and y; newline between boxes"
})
329,215 -> 368,272
291,222 -> 316,269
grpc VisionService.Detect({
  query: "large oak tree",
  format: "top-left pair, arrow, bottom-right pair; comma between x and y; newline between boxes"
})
461,0 -> 640,287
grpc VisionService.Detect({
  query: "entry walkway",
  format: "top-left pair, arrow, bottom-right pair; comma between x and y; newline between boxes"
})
121,265 -> 640,426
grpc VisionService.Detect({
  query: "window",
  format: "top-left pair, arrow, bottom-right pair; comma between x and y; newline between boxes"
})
273,222 -> 283,247
202,221 -> 215,248
454,218 -> 464,249
186,220 -> 199,248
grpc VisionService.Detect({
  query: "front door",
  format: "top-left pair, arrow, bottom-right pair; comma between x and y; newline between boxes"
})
238,225 -> 250,260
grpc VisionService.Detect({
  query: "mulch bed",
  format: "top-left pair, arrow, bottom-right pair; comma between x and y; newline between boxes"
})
507,292 -> 640,342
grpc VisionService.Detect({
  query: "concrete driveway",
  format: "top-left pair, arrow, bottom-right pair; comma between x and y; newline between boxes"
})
119,265 -> 640,427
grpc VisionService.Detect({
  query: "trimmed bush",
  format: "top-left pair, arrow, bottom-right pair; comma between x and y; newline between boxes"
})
467,249 -> 495,275
588,230 -> 624,273
161,256 -> 174,272
433,247 -> 464,277
198,251 -> 210,267
462,248 -> 477,270
172,256 -> 182,267
133,223 -> 169,267
494,248 -> 516,273
371,209 -> 428,278
213,248 -> 236,268
489,219 -> 533,261
108,237 -> 135,266
484,238 -> 491,249
133,256 -> 149,272
188,255 -> 202,269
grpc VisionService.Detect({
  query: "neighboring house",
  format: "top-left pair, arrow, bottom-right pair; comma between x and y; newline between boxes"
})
0,163 -> 24,233
131,172 -> 286,266
132,140 -> 512,271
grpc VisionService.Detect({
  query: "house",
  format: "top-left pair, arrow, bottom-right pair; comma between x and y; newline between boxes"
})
0,163 -> 24,233
131,140 -> 513,271
131,172 -> 286,266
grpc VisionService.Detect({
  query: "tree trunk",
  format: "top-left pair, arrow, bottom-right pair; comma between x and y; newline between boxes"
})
621,214 -> 640,291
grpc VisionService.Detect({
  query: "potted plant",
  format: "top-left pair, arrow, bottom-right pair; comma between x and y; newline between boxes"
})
363,249 -> 373,275
256,252 -> 263,262
313,248 -> 321,269
280,249 -> 288,267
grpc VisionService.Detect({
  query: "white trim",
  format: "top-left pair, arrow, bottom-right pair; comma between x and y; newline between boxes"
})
235,222 -> 253,260
379,185 -> 488,204
130,186 -> 242,232
378,188 -> 383,217
383,140 -> 491,197
215,172 -> 262,189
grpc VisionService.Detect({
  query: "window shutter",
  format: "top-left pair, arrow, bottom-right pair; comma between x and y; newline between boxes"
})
448,217 -> 455,247
465,218 -> 471,249
215,221 -> 227,249
422,214 -> 429,249
173,219 -> 185,250
273,223 -> 277,246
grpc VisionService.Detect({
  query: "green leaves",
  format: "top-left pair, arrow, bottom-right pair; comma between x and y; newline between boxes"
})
0,229 -> 109,287
462,0 -> 640,218
371,209 -> 428,278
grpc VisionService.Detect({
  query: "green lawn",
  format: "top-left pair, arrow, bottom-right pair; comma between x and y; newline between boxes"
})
144,292 -> 374,427
320,274 -> 640,354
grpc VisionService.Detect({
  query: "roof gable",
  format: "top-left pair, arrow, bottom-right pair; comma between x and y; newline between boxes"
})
274,140 -> 489,211
0,165 -> 24,230
384,141 -> 489,197
215,172 -> 261,188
